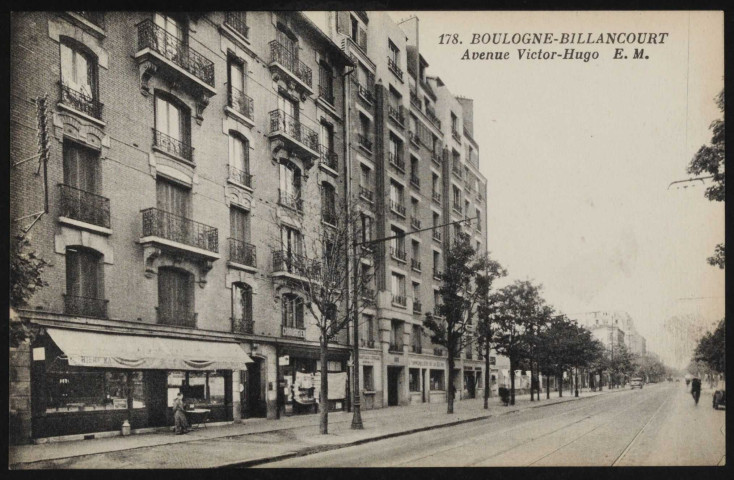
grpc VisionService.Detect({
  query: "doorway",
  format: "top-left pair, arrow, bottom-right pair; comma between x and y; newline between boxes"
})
145,370 -> 168,427
245,358 -> 266,418
387,366 -> 401,406
464,371 -> 476,399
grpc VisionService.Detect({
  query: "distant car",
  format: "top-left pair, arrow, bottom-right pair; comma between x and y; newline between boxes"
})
630,377 -> 644,389
712,381 -> 725,410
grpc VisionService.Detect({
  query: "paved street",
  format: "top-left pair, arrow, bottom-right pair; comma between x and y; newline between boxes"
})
261,383 -> 726,467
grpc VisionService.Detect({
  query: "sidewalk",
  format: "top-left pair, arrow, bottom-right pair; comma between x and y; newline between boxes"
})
10,387 -> 625,469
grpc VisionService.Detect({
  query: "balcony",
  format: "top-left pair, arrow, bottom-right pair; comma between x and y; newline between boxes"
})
410,89 -> 421,109
433,269 -> 443,280
432,191 -> 442,204
452,128 -> 462,142
272,250 -> 321,279
389,200 -> 406,218
269,109 -> 320,160
269,40 -> 313,93
227,86 -> 254,121
156,307 -> 197,328
232,317 -> 254,335
140,207 -> 219,258
389,343 -> 403,353
411,345 -> 423,354
388,105 -> 405,127
58,184 -> 110,230
361,288 -> 376,305
413,301 -> 422,314
359,186 -> 374,203
228,165 -> 252,189
387,57 -> 403,81
322,207 -> 338,226
357,83 -> 375,105
224,12 -> 249,40
390,246 -> 407,262
433,305 -> 443,317
357,133 -> 373,153
389,153 -> 405,172
410,216 -> 421,230
452,165 -> 463,180
432,229 -> 442,242
411,257 -> 422,272
431,152 -> 442,166
426,108 -> 441,129
153,129 -> 194,163
320,146 -> 339,173
63,294 -> 108,318
318,84 -> 335,106
410,174 -> 420,189
408,130 -> 420,146
59,82 -> 103,121
229,237 -> 256,269
135,20 -> 216,95
278,189 -> 303,213
452,202 -> 463,214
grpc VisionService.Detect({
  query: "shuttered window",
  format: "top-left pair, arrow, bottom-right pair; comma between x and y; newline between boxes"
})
63,141 -> 99,193
282,294 -> 304,328
230,207 -> 250,243
158,267 -> 194,323
232,282 -> 253,324
65,247 -> 103,299
156,178 -> 190,218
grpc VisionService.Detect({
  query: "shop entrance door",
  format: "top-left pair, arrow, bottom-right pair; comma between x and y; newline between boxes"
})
464,371 -> 476,399
146,371 -> 168,427
387,367 -> 400,406
246,358 -> 266,418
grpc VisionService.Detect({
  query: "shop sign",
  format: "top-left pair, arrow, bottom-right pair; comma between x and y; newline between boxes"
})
409,358 -> 445,368
282,326 -> 306,338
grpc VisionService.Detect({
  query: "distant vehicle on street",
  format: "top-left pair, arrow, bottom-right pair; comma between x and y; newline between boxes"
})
630,377 -> 644,389
712,381 -> 726,410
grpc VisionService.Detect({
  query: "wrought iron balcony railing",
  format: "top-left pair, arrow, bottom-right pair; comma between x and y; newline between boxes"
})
432,229 -> 442,241
229,237 -> 256,268
320,145 -> 339,172
269,40 -> 312,88
74,11 -> 105,28
432,191 -> 442,204
322,207 -> 338,226
452,202 -> 463,214
408,130 -> 420,145
410,174 -> 420,188
392,294 -> 407,307
357,83 -> 375,105
389,342 -> 403,353
137,20 -> 215,87
387,56 -> 403,80
269,109 -> 319,152
359,185 -> 374,203
411,216 -> 421,230
426,108 -> 441,129
411,258 -> 422,271
156,306 -> 197,328
389,152 -> 405,172
228,85 -> 254,120
358,133 -> 373,152
389,200 -> 406,217
390,246 -> 406,262
58,184 -> 110,229
388,105 -> 405,126
153,129 -> 194,162
64,294 -> 108,318
232,317 -> 254,334
229,165 -> 252,189
431,152 -> 442,165
278,189 -> 303,212
413,301 -> 422,314
224,12 -> 249,39
272,250 -> 321,278
60,82 -> 103,120
319,84 -> 334,105
410,89 -> 421,109
141,208 -> 219,253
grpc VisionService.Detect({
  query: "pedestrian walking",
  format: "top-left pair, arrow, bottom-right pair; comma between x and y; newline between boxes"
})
690,377 -> 702,406
173,391 -> 190,434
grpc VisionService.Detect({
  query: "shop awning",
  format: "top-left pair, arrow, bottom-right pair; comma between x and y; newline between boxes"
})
46,328 -> 253,371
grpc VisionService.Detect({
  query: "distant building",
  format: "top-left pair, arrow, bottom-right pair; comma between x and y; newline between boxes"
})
574,311 -> 646,355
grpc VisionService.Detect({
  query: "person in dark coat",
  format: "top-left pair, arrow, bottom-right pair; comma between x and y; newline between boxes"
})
173,391 -> 190,434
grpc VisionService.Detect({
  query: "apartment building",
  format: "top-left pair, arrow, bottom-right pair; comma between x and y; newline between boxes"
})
9,11 -> 354,443
313,11 -> 491,410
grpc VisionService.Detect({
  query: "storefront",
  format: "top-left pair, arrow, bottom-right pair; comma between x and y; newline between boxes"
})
407,357 -> 446,405
30,328 -> 252,439
277,344 -> 349,416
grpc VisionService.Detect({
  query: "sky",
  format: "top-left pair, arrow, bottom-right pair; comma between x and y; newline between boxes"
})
387,11 -> 725,361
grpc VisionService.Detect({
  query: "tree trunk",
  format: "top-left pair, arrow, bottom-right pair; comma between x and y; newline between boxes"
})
483,339 -> 490,409
546,373 -> 550,399
319,338 -> 329,434
509,359 -> 516,406
447,351 -> 455,414
558,373 -> 563,397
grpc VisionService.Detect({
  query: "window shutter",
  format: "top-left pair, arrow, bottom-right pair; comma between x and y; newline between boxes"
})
296,297 -> 304,328
66,249 -> 80,297
336,11 -> 350,34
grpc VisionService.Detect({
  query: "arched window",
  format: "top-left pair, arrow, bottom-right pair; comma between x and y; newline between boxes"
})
59,38 -> 100,118
65,246 -> 106,317
282,293 -> 304,329
157,266 -> 195,327
232,282 -> 253,333
154,91 -> 192,160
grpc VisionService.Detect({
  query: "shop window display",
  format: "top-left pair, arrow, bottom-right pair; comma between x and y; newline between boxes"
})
430,369 -> 445,391
409,368 -> 421,392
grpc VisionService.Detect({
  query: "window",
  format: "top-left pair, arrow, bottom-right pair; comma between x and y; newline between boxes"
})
154,13 -> 185,42
65,246 -> 105,317
279,161 -> 302,209
363,365 -> 375,391
389,182 -> 403,209
351,16 -> 359,43
451,112 -> 459,134
433,212 -> 440,228
232,282 -> 253,329
412,325 -> 422,350
228,133 -> 250,185
227,56 -> 251,118
321,183 -> 336,225
169,371 -> 230,407
282,293 -> 304,328
432,174 -> 439,196
390,320 -> 403,349
388,40 -> 399,64
391,273 -> 406,297
158,267 -> 195,327
409,368 -> 421,392
361,213 -> 373,244
280,225 -> 303,257
452,186 -> 461,208
388,133 -> 402,168
320,122 -> 334,154
63,140 -> 99,194
411,198 -> 419,219
360,164 -> 371,187
434,290 -> 442,310
390,226 -> 405,258
319,61 -> 334,104
411,241 -> 420,262
433,251 -> 440,275
430,369 -> 445,390
475,208 -> 481,231
156,177 -> 191,218
60,39 -> 99,117
230,206 -> 251,250
410,156 -> 419,179
155,93 -> 191,160
465,200 -> 470,217
44,364 -> 144,413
